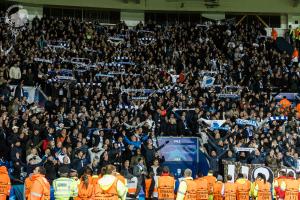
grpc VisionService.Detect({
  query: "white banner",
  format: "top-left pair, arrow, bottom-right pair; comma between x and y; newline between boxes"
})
10,85 -> 36,103
234,147 -> 256,153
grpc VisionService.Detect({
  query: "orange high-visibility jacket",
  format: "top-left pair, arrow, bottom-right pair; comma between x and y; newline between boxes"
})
256,181 -> 271,200
224,182 -> 237,200
272,28 -> 278,40
91,175 -> 99,186
195,178 -> 208,200
297,178 -> 300,200
28,174 -> 50,200
213,181 -> 224,200
184,179 -> 197,200
80,175 -> 93,185
0,166 -> 11,200
283,179 -> 299,200
236,178 -> 251,200
158,175 -> 175,199
292,49 -> 299,59
296,103 -> 300,113
203,175 -> 217,195
115,173 -> 126,185
76,181 -> 94,200
279,98 -> 291,111
145,178 -> 151,198
25,174 -> 38,199
93,177 -> 118,200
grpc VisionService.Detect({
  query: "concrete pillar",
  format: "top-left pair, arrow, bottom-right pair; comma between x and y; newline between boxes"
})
280,14 -> 288,29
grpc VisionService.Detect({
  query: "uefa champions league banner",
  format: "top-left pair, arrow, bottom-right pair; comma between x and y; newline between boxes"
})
157,137 -> 207,178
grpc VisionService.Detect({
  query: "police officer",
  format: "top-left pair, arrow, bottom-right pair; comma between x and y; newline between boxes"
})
53,167 -> 78,200
69,169 -> 80,185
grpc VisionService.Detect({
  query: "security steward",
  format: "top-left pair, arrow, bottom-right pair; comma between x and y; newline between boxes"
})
235,173 -> 251,200
25,173 -> 34,200
77,174 -> 94,200
253,173 -> 271,200
203,170 -> 216,200
0,166 -> 11,200
213,175 -> 224,200
280,171 -> 300,200
223,175 -> 237,200
29,166 -> 50,200
194,173 -> 208,200
176,168 -> 197,200
93,164 -> 127,200
156,166 -> 175,200
53,167 -> 78,200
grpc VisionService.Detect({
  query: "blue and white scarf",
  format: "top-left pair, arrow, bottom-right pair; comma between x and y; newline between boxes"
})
269,116 -> 288,122
236,119 -> 258,127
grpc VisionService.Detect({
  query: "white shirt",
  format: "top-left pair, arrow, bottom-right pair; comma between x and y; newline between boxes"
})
170,74 -> 179,83
9,66 -> 21,80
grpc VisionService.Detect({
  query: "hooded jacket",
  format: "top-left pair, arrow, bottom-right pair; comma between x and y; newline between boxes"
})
25,174 -> 39,199
94,175 -> 127,200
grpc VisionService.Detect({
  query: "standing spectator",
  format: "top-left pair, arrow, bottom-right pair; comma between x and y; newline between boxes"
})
44,156 -> 58,183
120,160 -> 134,179
14,80 -> 24,100
72,150 -> 88,176
9,64 -> 21,84
133,157 -> 148,197
130,148 -> 145,168
205,150 -> 227,174
149,159 -> 162,176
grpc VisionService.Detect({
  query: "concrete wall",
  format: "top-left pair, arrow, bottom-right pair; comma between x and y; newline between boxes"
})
121,10 -> 144,26
23,5 -> 43,20
288,14 -> 300,28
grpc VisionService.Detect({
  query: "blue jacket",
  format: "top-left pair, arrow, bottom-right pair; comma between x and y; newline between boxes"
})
123,134 -> 149,149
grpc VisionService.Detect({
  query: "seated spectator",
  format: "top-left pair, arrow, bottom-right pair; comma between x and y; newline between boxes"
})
44,156 -> 58,183
72,150 -> 88,175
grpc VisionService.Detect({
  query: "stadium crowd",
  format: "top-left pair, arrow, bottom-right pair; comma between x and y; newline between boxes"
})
0,9 -> 300,200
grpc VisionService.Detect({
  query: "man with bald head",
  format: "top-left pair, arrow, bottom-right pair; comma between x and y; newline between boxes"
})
176,168 -> 197,200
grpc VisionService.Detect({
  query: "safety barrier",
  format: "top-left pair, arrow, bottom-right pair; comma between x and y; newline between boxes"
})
7,185 -> 54,200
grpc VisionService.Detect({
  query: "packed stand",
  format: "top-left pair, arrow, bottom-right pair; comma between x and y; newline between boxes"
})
0,10 -> 300,198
